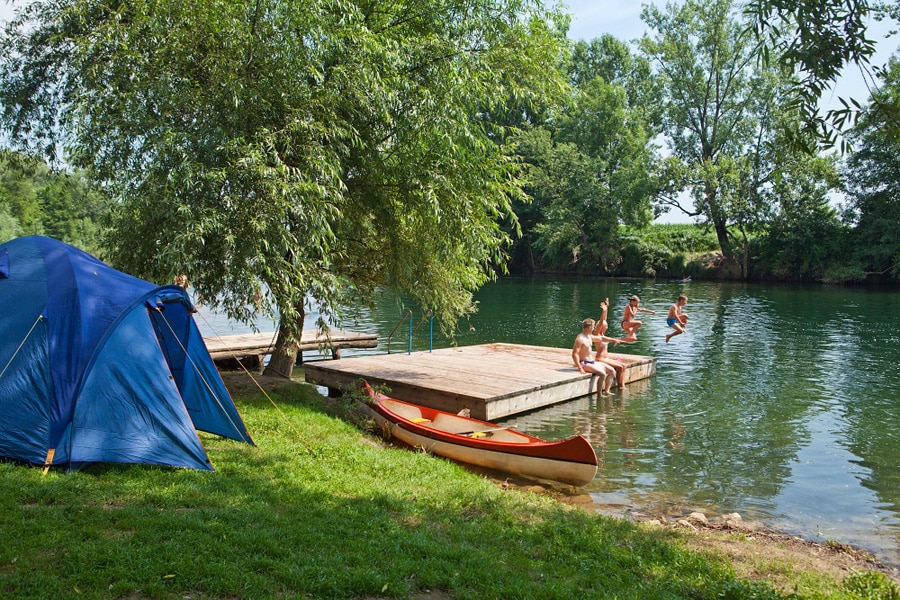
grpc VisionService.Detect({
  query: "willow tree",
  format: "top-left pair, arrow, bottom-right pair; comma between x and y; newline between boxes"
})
745,0 -> 880,150
0,0 -> 567,376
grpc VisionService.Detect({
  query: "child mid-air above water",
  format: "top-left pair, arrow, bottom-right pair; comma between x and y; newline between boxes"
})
621,295 -> 655,341
666,294 -> 689,343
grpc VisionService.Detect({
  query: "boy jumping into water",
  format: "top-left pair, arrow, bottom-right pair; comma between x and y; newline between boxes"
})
621,295 -> 654,341
666,294 -> 689,343
572,317 -> 624,396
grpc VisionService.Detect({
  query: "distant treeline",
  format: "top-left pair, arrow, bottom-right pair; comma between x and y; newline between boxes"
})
511,221 -> 896,284
2,146 -> 895,285
0,151 -> 108,256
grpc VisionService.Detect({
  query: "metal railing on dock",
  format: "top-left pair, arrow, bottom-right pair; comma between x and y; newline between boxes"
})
387,309 -> 433,354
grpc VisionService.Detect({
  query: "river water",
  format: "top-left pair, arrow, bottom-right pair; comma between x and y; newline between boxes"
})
197,276 -> 900,567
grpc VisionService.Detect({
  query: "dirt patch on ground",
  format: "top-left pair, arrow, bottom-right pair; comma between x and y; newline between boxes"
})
547,489 -> 900,590
630,511 -> 896,590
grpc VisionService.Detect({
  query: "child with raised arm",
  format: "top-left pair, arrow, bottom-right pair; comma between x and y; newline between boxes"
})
665,294 -> 689,343
572,317 -> 622,396
593,298 -> 627,388
621,295 -> 655,341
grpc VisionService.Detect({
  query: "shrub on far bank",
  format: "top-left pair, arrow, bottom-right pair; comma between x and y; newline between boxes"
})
616,224 -> 720,279
636,223 -> 720,254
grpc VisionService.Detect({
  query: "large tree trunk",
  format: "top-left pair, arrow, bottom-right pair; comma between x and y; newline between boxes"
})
705,186 -> 733,260
263,305 -> 305,379
713,219 -> 731,259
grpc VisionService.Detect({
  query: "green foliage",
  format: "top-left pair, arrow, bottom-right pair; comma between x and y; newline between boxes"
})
0,0 -> 568,348
640,0 -> 764,259
617,224 -> 721,278
744,0 -> 879,151
843,56 -> 900,278
842,569 -> 900,599
511,35 -> 657,273
516,128 -> 624,272
0,151 -> 43,238
639,0 -> 843,269
616,232 -> 673,277
0,378 -> 877,599
0,150 -> 107,252
636,224 -> 720,254
751,148 -> 846,280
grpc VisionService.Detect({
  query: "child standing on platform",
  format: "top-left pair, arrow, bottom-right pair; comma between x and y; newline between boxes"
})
593,298 -> 627,388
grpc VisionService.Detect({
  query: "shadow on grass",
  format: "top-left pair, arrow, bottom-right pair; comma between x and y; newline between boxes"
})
0,380 -> 793,599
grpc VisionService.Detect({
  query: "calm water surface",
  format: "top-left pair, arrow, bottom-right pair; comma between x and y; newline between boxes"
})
199,276 -> 900,567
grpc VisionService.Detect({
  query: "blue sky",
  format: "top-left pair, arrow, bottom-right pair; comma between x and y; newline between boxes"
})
564,0 -> 647,41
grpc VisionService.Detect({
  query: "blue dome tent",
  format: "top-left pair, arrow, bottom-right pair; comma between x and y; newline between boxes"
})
0,236 -> 253,471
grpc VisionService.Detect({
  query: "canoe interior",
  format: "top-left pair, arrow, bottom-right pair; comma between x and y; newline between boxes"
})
380,397 -> 533,444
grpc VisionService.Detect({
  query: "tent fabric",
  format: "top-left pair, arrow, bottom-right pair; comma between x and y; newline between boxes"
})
0,236 -> 253,471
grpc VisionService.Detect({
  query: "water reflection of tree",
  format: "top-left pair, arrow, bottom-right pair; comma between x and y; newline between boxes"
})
826,290 -> 900,521
645,283 -> 817,512
346,277 -> 899,557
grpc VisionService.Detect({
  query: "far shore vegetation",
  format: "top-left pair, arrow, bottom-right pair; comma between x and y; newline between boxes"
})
0,148 -> 892,286
1,375 -> 898,599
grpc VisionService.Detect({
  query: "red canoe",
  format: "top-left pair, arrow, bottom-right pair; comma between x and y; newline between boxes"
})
360,382 -> 598,486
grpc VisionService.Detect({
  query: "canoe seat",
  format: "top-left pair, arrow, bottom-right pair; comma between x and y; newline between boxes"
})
382,399 -> 425,421
410,417 -> 431,424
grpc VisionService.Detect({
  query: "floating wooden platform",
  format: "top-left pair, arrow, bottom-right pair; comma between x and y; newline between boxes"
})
204,329 -> 378,361
304,343 -> 656,420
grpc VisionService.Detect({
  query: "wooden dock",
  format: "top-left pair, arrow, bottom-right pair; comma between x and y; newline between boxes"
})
304,343 -> 656,420
204,329 -> 378,362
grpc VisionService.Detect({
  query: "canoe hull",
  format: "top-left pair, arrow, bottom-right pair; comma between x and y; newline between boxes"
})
361,383 -> 598,486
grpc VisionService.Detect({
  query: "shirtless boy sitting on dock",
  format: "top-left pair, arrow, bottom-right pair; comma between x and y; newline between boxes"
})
572,318 -> 623,396
665,294 -> 689,343
621,295 -> 655,341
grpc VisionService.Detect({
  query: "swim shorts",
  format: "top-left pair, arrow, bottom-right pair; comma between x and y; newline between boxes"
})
667,318 -> 678,326
580,360 -> 594,366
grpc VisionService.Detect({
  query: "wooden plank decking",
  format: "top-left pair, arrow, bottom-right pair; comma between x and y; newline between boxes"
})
303,343 -> 656,420
204,329 -> 378,361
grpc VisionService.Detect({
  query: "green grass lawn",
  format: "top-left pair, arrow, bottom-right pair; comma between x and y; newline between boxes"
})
1,379 -> 896,599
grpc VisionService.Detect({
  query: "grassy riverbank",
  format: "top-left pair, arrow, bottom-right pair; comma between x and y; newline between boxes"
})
1,375 -> 897,599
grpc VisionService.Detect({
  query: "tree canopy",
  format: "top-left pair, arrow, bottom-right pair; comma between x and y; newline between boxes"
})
0,0 -> 569,375
640,0 -> 840,272
745,0 -> 894,149
510,35 -> 659,273
844,55 -> 900,277
0,149 -> 107,252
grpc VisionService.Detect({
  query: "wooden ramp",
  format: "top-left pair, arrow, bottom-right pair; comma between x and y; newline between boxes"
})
204,329 -> 378,361
304,343 -> 656,420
